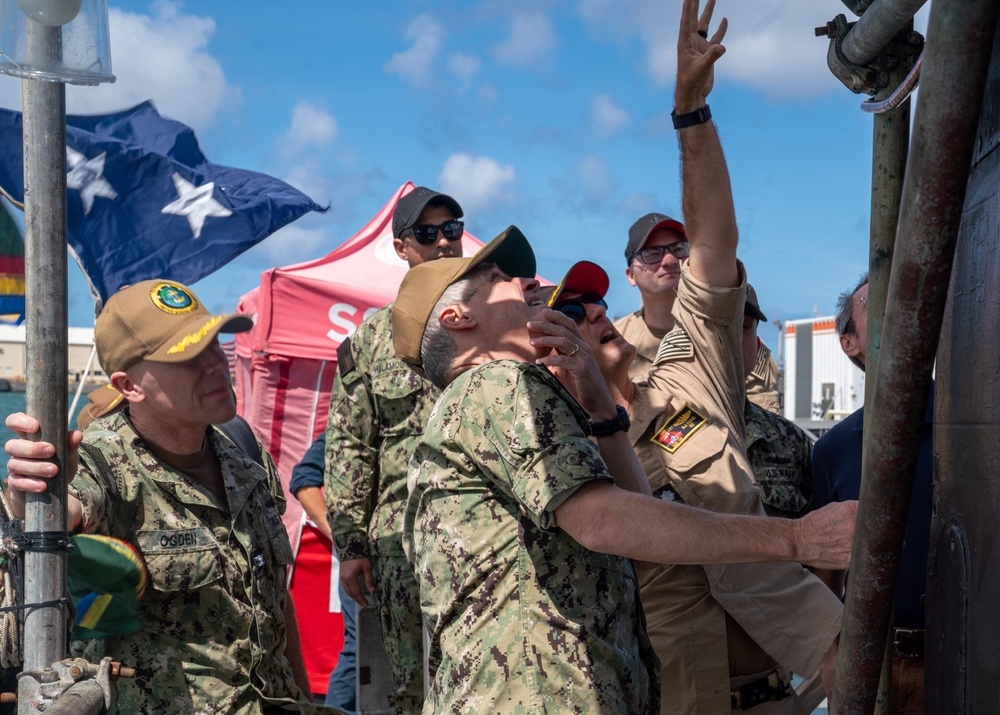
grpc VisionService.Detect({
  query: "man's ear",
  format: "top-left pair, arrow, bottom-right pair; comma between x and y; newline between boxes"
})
625,265 -> 637,288
110,371 -> 140,402
840,332 -> 861,360
393,237 -> 408,261
439,304 -> 477,332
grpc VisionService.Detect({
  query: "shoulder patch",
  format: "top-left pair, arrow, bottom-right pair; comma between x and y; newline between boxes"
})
337,337 -> 356,377
651,403 -> 707,454
752,341 -> 771,379
652,327 -> 694,365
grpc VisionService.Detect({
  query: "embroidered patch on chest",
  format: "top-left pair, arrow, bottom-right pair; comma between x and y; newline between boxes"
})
651,404 -> 707,454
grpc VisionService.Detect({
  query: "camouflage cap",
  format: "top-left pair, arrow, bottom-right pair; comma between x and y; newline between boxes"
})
625,212 -> 686,264
392,225 -> 536,367
95,280 -> 252,375
393,186 -> 464,238
745,283 -> 768,322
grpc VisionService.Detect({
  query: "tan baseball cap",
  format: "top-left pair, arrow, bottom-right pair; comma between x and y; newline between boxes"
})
392,225 -> 536,368
95,279 -> 252,375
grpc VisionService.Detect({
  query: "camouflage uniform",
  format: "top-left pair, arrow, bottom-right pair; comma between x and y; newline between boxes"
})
613,309 -> 665,383
405,360 -> 659,715
69,410 -> 319,715
628,265 -> 841,714
745,400 -> 813,519
324,306 -> 436,713
745,342 -> 781,414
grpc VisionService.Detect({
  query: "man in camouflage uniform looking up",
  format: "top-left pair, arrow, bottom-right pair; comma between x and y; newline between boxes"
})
5,280 -> 321,714
324,186 -> 465,713
389,223 -> 857,713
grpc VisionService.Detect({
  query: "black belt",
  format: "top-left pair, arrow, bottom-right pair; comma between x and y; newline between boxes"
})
892,628 -> 925,659
730,671 -> 791,711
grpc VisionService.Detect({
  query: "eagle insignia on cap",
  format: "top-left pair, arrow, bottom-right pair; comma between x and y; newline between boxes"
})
150,282 -> 199,315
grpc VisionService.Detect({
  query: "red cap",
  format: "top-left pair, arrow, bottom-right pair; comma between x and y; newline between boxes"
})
545,261 -> 610,307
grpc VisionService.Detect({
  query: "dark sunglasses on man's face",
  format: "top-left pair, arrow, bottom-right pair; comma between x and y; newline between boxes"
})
555,295 -> 609,322
634,241 -> 690,265
406,220 -> 465,245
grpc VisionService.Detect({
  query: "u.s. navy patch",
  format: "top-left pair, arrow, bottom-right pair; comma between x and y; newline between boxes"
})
651,403 -> 706,453
150,282 -> 198,315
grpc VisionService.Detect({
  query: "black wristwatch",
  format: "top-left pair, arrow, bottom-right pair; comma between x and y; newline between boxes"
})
589,405 -> 631,437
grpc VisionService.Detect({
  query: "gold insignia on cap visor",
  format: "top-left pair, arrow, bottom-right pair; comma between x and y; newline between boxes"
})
167,315 -> 224,356
150,282 -> 200,315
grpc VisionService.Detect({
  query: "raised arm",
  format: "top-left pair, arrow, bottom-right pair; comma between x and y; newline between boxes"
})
676,0 -> 739,288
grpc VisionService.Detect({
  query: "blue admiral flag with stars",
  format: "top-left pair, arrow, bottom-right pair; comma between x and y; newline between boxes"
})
0,100 -> 325,307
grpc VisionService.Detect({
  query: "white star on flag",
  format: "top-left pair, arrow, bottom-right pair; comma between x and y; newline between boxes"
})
66,146 -> 117,214
161,173 -> 233,239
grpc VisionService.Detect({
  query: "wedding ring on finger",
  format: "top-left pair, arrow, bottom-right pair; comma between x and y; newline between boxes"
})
697,29 -> 708,38
565,343 -> 580,357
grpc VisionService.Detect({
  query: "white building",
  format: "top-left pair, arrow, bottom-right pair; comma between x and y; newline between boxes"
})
0,324 -> 104,385
782,315 -> 865,429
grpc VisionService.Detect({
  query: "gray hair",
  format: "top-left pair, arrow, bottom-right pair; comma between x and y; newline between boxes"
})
835,272 -> 869,337
420,263 -> 494,388
835,272 -> 869,371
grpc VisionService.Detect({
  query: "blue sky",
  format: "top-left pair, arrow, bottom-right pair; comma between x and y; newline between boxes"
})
0,0 -> 928,353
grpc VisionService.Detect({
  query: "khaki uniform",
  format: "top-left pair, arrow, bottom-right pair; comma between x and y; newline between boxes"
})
70,411 -> 319,714
324,305 -> 435,714
405,360 -> 658,715
746,342 -> 781,413
629,265 -> 842,714
745,400 -> 813,518
613,309 -> 666,383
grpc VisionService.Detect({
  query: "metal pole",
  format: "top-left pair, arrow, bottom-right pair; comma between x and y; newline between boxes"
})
864,30 -> 912,715
19,13 -> 70,693
841,0 -> 927,66
832,0 -> 1000,712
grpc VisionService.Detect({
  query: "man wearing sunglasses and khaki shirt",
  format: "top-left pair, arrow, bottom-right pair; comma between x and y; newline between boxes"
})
324,186 -> 465,714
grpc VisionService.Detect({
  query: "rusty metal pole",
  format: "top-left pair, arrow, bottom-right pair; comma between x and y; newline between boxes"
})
832,0 -> 1000,713
863,32 -> 913,715
19,15 -> 70,705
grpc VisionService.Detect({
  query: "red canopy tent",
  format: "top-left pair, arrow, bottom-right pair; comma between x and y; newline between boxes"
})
233,182 -> 485,693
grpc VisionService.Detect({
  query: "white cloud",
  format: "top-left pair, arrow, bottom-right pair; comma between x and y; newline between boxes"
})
493,12 -> 557,68
591,94 -> 630,136
283,163 -> 332,210
59,1 -> 240,130
254,223 -> 330,264
438,153 -> 516,215
384,14 -> 444,86
447,52 -> 481,87
278,101 -> 338,158
576,154 -> 615,199
577,0 -> 920,100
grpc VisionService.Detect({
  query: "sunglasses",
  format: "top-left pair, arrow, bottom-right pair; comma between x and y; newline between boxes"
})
405,220 -> 465,245
633,241 -> 690,265
554,295 -> 608,322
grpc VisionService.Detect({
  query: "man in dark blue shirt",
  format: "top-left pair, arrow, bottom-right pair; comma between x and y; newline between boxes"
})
811,273 -> 932,715
290,436 -> 357,713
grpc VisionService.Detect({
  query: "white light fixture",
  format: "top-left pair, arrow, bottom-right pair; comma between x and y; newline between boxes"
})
0,0 -> 114,85
16,0 -> 82,26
